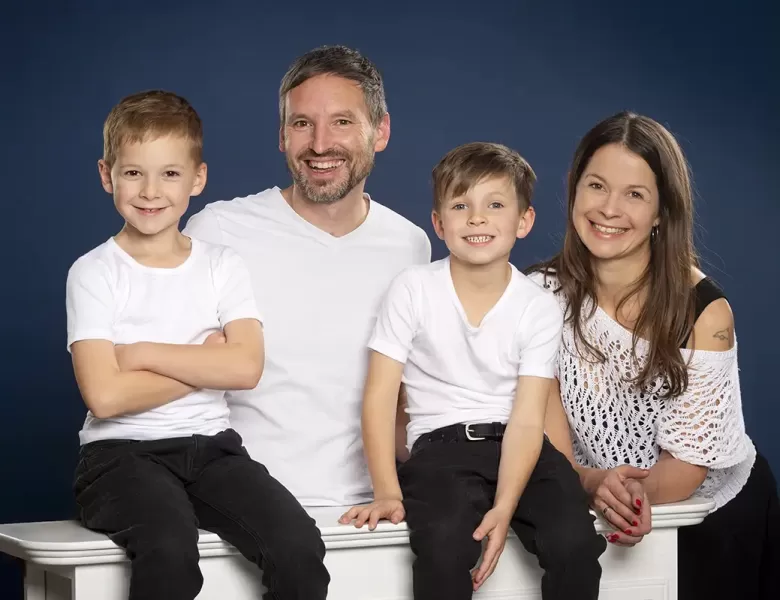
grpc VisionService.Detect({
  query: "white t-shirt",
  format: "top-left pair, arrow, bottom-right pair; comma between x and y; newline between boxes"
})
66,237 -> 262,445
182,187 -> 430,506
369,257 -> 564,449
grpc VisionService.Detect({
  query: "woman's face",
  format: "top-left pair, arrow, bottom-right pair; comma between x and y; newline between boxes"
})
572,143 -> 661,264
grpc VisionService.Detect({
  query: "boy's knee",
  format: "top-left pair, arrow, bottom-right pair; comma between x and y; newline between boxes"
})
538,522 -> 606,568
410,520 -> 482,571
265,516 -> 327,568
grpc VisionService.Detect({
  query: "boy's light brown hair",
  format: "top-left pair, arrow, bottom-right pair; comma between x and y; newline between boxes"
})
432,142 -> 536,212
102,90 -> 203,167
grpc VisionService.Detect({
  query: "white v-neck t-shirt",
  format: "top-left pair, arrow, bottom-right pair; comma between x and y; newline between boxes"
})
183,187 -> 430,505
368,257 -> 564,449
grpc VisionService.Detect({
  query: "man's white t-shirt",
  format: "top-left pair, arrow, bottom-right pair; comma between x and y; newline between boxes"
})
368,257 -> 564,449
66,237 -> 262,445
183,187 -> 430,506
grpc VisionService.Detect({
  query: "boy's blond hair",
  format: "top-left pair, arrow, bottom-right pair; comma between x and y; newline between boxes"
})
102,90 -> 203,167
432,142 -> 536,212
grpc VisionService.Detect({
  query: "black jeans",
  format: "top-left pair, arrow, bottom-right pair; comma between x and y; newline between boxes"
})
73,429 -> 329,600
678,452 -> 780,600
398,432 -> 606,600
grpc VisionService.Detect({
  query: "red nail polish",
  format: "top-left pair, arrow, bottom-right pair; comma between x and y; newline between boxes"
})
635,499 -> 642,507
632,521 -> 638,527
624,529 -> 632,535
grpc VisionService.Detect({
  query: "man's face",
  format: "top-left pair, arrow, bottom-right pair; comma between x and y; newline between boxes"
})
280,74 -> 389,204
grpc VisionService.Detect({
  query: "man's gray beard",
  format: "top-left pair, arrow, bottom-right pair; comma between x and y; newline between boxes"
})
288,155 -> 375,205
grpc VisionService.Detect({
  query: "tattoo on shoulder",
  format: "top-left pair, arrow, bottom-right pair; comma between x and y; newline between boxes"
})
713,328 -> 730,341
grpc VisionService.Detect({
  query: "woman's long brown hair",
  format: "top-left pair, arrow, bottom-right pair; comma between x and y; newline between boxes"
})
531,112 -> 699,397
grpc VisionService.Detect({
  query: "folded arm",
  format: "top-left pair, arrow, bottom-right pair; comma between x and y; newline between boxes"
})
72,339 -> 195,419
118,318 -> 264,391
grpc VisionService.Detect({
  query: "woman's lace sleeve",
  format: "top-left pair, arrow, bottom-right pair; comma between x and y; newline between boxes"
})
656,346 -> 751,469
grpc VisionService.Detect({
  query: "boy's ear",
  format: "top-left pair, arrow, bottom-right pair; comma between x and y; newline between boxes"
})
190,162 -> 208,197
516,206 -> 536,239
97,160 -> 113,194
431,209 -> 445,240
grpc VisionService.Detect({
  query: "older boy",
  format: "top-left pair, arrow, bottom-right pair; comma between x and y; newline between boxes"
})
66,90 -> 328,600
340,143 -> 606,599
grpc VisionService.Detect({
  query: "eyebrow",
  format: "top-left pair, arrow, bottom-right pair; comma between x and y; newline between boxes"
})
584,172 -> 652,193
286,110 -> 359,123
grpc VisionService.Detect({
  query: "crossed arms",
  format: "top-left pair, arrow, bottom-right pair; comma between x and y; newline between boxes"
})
71,319 -> 264,419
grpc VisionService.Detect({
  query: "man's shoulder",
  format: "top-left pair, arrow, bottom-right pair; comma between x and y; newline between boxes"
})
367,199 -> 428,241
195,187 -> 281,219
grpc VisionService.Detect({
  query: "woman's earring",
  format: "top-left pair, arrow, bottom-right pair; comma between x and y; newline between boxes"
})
651,225 -> 659,244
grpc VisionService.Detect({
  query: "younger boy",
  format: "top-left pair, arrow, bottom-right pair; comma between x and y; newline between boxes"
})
340,142 -> 606,599
66,90 -> 329,600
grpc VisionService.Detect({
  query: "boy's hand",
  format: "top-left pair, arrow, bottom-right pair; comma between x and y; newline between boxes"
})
203,331 -> 226,345
114,342 -> 143,372
471,506 -> 513,591
338,499 -> 405,531
115,332 -> 224,372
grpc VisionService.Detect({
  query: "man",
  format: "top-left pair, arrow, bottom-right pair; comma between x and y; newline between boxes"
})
184,45 -> 431,506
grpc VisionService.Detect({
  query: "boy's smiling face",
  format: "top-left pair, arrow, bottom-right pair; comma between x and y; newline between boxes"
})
99,134 -> 206,238
432,175 -> 535,267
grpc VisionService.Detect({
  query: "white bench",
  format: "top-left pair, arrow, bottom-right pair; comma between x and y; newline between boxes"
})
0,498 -> 713,600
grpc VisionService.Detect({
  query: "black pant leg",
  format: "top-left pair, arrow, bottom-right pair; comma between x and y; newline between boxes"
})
509,438 -> 606,600
74,439 -> 202,600
186,430 -> 329,600
399,441 -> 495,600
678,452 -> 780,600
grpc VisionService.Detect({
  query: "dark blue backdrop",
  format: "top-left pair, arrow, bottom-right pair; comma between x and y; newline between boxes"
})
2,0 -> 777,594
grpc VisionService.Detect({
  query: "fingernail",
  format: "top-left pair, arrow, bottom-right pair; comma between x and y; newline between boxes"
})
635,499 -> 642,507
632,521 -> 638,527
624,529 -> 632,535
608,534 -> 619,543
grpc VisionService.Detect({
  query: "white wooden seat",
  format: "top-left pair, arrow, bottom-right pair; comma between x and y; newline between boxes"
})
0,498 -> 713,600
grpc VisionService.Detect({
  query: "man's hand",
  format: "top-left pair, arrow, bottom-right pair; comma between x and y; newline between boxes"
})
471,506 -> 513,591
338,499 -> 405,531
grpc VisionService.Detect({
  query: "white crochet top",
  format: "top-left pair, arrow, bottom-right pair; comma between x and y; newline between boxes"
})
529,272 -> 755,511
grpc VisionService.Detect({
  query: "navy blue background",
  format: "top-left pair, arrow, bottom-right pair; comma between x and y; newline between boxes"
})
1,0 -> 777,594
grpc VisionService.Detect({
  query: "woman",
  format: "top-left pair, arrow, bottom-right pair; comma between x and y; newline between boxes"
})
529,111 -> 779,599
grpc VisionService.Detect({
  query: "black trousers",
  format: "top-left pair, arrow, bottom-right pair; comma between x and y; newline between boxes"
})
678,452 -> 780,600
73,429 -> 329,600
398,431 -> 606,600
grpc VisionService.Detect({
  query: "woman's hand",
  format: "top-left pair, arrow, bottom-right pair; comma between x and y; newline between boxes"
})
587,465 -> 651,545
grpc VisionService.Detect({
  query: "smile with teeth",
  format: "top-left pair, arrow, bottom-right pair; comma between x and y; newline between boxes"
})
464,235 -> 494,244
306,159 -> 345,171
591,222 -> 628,235
135,207 -> 166,215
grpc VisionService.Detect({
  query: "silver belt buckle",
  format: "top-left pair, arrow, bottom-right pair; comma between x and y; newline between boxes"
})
464,423 -> 485,441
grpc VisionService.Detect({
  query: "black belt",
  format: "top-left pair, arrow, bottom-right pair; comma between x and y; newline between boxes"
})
411,421 -> 506,455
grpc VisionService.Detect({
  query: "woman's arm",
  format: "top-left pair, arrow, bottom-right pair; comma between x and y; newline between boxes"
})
645,297 -> 735,503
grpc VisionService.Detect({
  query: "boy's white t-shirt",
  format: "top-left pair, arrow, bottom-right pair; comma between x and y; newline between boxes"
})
66,237 -> 262,445
369,257 -> 564,449
183,187 -> 431,506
